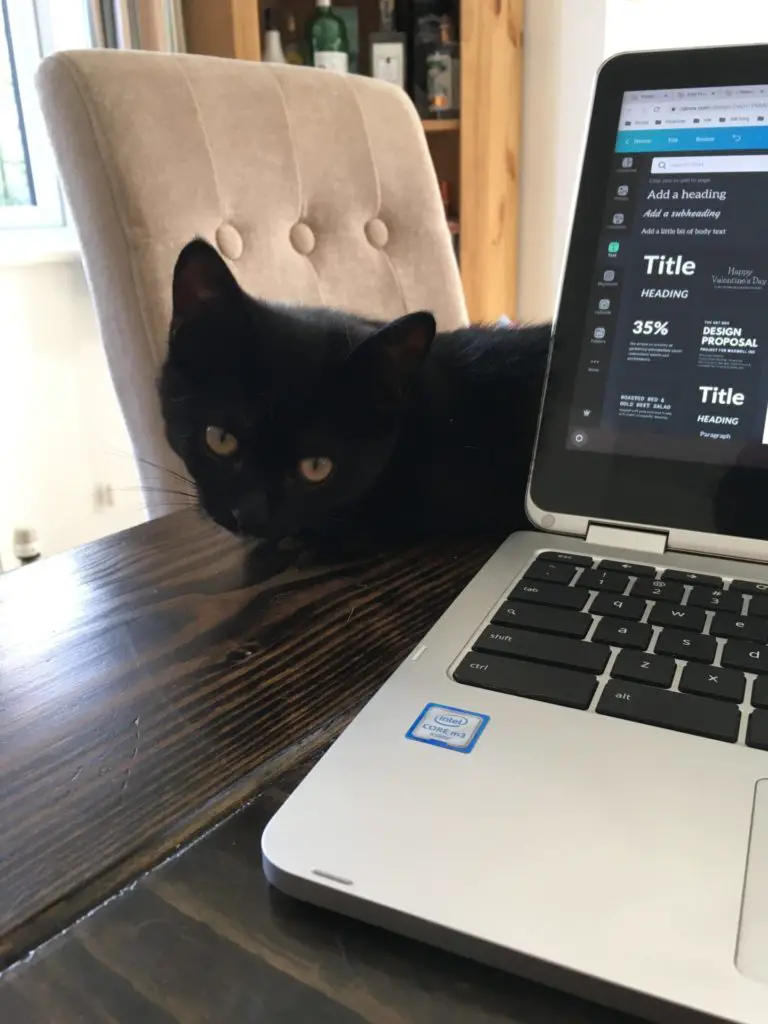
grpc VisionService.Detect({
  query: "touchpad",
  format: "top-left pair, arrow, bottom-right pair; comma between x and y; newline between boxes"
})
737,779 -> 768,981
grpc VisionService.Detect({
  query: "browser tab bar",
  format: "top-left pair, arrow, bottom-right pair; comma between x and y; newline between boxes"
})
620,84 -> 768,130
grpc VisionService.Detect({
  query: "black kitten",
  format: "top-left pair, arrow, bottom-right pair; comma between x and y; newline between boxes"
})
159,239 -> 551,543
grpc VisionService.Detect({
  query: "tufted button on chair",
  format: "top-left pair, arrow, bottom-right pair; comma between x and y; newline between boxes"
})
35,50 -> 467,517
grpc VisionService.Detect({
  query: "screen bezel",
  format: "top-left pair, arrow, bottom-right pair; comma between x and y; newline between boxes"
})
528,45 -> 768,544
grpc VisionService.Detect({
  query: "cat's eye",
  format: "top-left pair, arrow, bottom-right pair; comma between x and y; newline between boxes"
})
205,425 -> 239,457
297,456 -> 334,483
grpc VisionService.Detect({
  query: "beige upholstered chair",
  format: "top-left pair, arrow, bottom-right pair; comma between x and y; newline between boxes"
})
36,50 -> 466,517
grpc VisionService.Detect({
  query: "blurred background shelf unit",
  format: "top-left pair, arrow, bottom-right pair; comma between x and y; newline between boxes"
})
181,0 -> 523,322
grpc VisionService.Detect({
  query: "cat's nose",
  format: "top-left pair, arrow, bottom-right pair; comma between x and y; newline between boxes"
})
233,493 -> 268,534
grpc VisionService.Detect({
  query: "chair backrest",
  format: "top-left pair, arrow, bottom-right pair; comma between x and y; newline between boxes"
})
36,50 -> 467,516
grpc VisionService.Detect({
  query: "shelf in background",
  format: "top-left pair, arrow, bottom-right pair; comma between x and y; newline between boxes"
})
422,119 -> 460,133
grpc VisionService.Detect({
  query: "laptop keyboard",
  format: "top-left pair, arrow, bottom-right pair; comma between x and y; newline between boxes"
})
453,551 -> 768,749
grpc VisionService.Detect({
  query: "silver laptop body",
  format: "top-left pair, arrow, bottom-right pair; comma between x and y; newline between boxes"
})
264,48 -> 768,1023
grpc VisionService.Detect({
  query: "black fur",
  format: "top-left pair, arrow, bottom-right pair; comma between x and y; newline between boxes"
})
159,239 -> 551,543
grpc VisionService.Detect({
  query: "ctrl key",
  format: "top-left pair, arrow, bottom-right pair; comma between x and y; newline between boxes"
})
454,652 -> 598,709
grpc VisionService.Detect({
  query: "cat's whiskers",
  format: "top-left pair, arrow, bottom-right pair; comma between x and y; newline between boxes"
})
132,454 -> 195,488
125,486 -> 196,499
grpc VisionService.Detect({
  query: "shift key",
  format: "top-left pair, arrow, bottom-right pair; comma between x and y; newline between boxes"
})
474,626 -> 610,673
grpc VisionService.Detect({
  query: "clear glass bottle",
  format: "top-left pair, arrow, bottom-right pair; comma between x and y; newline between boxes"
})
426,15 -> 459,118
283,12 -> 304,65
262,7 -> 286,63
307,0 -> 349,73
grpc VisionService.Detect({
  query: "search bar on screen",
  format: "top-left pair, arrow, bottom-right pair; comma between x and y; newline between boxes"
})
651,154 -> 768,173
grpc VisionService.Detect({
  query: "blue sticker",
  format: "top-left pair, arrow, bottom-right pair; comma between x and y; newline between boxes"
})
405,702 -> 489,754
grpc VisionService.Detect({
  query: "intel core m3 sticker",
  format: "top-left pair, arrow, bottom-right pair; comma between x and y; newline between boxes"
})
406,703 -> 489,753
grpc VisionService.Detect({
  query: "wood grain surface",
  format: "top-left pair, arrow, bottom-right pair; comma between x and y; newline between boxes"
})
0,509 -> 494,970
0,752 -> 644,1024
460,0 -> 524,321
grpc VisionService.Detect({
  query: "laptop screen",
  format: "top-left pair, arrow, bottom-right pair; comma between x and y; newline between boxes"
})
529,48 -> 768,544
567,84 -> 768,467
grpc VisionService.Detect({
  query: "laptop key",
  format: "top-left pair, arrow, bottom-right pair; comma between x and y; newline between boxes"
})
454,653 -> 597,709
679,663 -> 746,703
746,595 -> 768,619
661,569 -> 724,588
648,604 -> 706,632
593,618 -> 652,650
710,613 -> 768,644
492,602 -> 591,638
730,579 -> 768,595
598,560 -> 656,577
722,640 -> 768,673
535,551 -> 593,567
590,593 -> 646,622
630,578 -> 685,603
524,561 -> 578,586
750,676 -> 768,709
746,710 -> 768,750
508,580 -> 590,611
579,569 -> 631,594
655,629 -> 716,663
613,649 -> 676,688
597,681 -> 739,743
687,586 -> 742,613
473,626 -> 610,673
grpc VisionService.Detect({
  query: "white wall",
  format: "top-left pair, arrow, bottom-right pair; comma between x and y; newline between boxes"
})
518,0 -> 607,322
605,0 -> 768,53
518,0 -> 768,324
0,258 -> 146,570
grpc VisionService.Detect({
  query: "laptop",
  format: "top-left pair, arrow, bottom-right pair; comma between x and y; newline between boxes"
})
263,46 -> 768,1023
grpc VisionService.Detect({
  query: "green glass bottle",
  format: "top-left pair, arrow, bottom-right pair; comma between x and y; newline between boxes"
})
307,0 -> 349,74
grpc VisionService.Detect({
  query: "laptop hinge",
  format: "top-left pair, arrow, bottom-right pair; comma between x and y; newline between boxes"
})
585,523 -> 668,555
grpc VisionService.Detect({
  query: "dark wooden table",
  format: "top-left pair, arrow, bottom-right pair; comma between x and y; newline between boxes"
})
0,511 -> 642,1022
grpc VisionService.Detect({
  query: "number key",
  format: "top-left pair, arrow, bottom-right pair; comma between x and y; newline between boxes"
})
687,586 -> 741,613
631,578 -> 684,603
579,569 -> 630,594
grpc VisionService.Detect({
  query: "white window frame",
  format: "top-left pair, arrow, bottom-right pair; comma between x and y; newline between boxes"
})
1,0 -> 64,228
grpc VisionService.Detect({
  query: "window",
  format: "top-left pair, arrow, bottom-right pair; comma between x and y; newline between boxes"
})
0,0 -> 91,231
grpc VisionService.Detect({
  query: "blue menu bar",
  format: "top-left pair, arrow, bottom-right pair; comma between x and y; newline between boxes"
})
615,126 -> 768,153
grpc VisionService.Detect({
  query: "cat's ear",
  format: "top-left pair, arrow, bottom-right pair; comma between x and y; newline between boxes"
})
344,311 -> 436,407
171,238 -> 242,330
